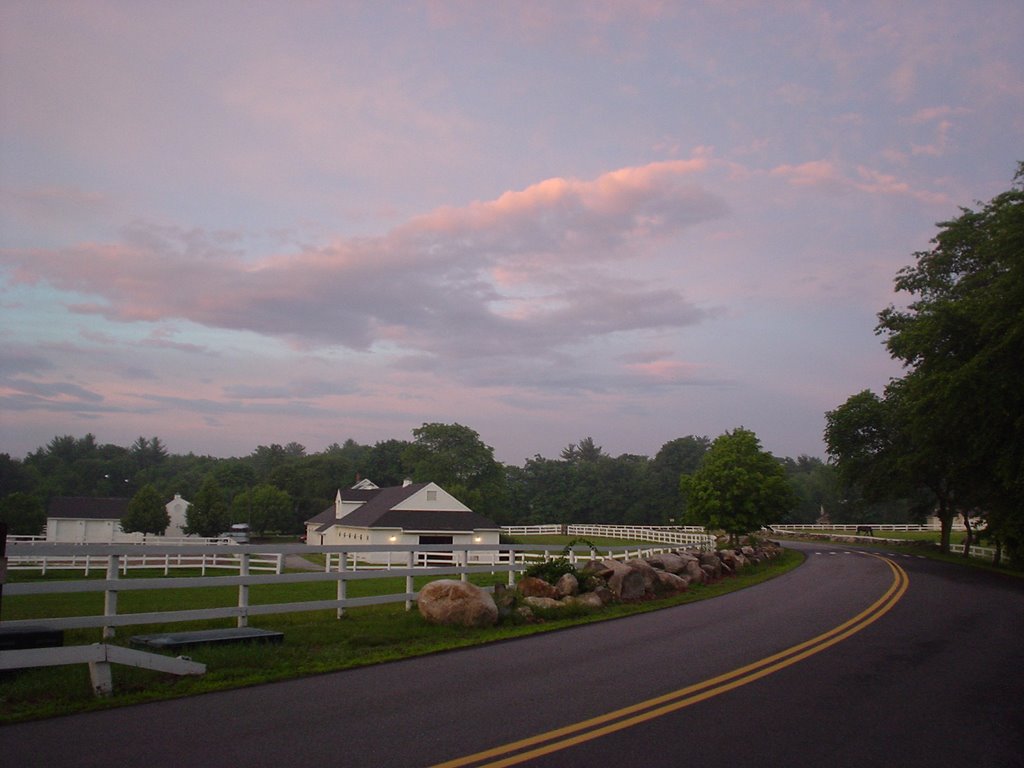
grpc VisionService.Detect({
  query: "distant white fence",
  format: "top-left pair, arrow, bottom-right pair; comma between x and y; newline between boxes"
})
567,525 -> 714,549
501,525 -> 564,535
769,522 -> 968,532
769,524 -> 1009,563
6,550 -> 283,576
501,524 -> 716,550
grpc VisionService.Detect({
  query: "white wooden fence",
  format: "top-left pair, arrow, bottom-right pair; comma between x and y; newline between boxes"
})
6,550 -> 282,576
1,540 -> 692,636
501,524 -> 716,549
768,522 -> 968,532
565,524 -> 715,548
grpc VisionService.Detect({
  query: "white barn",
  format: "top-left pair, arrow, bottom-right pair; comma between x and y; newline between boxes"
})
304,480 -> 501,563
46,497 -> 132,543
45,494 -> 192,543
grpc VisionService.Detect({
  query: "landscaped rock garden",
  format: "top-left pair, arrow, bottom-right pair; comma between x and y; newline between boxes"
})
417,541 -> 784,628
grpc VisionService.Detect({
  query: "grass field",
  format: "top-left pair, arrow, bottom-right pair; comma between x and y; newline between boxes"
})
0,545 -> 803,723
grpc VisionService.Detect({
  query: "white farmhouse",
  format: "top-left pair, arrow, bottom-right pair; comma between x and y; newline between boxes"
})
304,479 -> 501,564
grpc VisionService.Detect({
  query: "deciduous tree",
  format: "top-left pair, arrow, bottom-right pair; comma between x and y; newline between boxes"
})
231,484 -> 293,535
403,423 -> 506,519
849,162 -> 1024,558
185,477 -> 230,538
122,484 -> 170,535
680,428 -> 795,542
0,492 -> 46,536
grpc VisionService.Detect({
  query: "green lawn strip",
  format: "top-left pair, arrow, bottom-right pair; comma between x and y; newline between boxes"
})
0,549 -> 802,723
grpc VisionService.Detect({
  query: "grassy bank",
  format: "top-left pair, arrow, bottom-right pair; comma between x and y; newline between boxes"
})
0,547 -> 803,723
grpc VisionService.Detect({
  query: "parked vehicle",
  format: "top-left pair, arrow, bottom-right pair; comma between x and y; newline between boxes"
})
220,523 -> 250,544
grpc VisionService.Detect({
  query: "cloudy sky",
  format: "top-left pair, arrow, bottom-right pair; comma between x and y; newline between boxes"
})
1,2 -> 1022,465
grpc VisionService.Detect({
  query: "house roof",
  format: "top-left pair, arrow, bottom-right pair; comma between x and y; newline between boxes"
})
306,482 -> 500,533
47,496 -> 130,520
361,509 -> 500,533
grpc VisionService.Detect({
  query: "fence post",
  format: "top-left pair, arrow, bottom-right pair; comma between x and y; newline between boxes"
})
336,550 -> 347,619
237,553 -> 249,628
405,551 -> 414,611
103,555 -> 120,640
460,549 -> 469,582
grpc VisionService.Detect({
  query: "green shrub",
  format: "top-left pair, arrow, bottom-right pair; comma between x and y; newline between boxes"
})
524,557 -> 577,585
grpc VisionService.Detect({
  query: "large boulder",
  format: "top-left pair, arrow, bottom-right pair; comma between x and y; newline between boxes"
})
517,576 -> 559,599
601,559 -> 647,601
625,559 -> 660,592
565,592 -> 605,609
684,558 -> 706,584
418,579 -> 498,628
579,559 -> 609,578
699,552 -> 723,580
718,549 -> 739,571
655,570 -> 689,593
523,596 -> 563,611
555,572 -> 579,598
646,552 -> 689,574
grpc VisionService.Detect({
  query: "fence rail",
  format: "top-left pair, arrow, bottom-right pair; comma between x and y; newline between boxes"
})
500,525 -> 564,535
566,524 -> 715,548
6,551 -> 282,576
768,522 -> 968,532
501,524 -> 715,549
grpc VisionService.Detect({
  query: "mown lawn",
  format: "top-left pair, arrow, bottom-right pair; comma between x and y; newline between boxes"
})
0,547 -> 803,723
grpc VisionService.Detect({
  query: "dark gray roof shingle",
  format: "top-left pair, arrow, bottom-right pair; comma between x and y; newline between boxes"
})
47,497 -> 131,520
304,483 -> 500,532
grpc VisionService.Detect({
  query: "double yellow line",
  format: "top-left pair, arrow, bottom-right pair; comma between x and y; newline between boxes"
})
433,553 -> 909,768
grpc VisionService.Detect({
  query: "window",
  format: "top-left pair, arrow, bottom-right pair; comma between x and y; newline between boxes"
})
426,490 -> 437,501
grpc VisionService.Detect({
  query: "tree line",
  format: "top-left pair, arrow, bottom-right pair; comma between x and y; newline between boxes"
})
0,425 -> 878,538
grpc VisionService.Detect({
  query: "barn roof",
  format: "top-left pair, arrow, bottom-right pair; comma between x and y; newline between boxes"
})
306,482 -> 500,532
47,496 -> 130,520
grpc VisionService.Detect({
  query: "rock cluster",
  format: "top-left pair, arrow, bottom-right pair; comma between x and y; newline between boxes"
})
417,542 -> 783,627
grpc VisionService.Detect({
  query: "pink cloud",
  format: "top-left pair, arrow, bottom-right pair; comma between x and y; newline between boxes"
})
903,105 -> 970,125
0,161 -> 724,360
623,359 -> 703,382
770,160 -> 949,205
770,161 -> 847,192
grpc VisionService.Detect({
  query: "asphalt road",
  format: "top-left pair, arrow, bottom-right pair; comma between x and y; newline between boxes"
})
2,542 -> 1022,767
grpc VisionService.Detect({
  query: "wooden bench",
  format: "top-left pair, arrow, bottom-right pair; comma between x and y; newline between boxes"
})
129,627 -> 284,651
